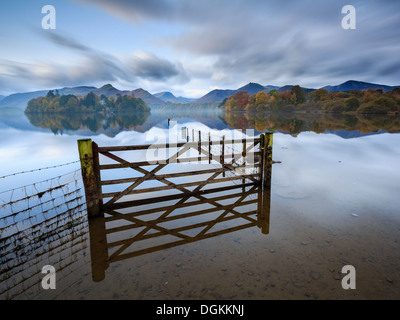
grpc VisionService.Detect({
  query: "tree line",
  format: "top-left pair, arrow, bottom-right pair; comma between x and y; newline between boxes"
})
26,111 -> 150,135
223,85 -> 400,115
25,90 -> 150,113
223,112 -> 400,137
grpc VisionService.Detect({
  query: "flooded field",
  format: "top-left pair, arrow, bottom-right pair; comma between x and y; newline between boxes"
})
1,110 -> 399,300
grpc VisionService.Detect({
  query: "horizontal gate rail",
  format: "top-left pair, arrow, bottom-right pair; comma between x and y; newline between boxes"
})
96,138 -> 261,153
106,182 -> 256,210
102,173 -> 260,198
87,181 -> 272,282
99,153 -> 260,170
78,132 -> 273,218
100,164 -> 258,185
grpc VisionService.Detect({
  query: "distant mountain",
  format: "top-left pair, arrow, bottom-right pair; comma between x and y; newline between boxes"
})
237,83 -> 267,96
277,85 -> 294,93
0,86 -> 97,109
91,84 -> 131,97
57,86 -> 98,96
264,85 -> 280,92
194,82 -> 284,103
322,80 -> 400,92
0,84 -> 166,110
154,91 -> 195,104
194,89 -> 238,103
237,83 -> 280,95
2,80 -> 400,111
277,85 -> 314,93
131,88 -> 165,105
195,80 -> 400,103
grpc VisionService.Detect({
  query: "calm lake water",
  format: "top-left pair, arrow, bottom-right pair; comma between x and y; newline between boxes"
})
1,108 -> 399,300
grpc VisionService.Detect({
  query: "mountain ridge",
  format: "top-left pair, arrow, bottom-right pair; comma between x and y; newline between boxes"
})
322,80 -> 399,93
154,91 -> 195,104
1,80 -> 399,110
194,80 -> 400,103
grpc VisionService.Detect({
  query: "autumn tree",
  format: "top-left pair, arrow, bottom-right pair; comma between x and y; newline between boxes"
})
254,91 -> 269,111
225,91 -> 249,111
82,92 -> 97,108
344,97 -> 360,111
310,89 -> 329,102
26,92 -> 150,114
290,85 -> 306,105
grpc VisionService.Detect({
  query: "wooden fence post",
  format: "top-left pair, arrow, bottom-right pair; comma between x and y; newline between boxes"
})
257,185 -> 271,235
88,214 -> 108,282
78,139 -> 103,218
263,133 -> 273,189
259,134 -> 265,186
198,130 -> 202,163
208,132 -> 211,164
221,135 -> 225,177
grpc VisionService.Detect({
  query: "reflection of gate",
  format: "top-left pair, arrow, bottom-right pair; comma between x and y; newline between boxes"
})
88,182 -> 271,282
78,133 -> 273,218
77,132 -> 274,282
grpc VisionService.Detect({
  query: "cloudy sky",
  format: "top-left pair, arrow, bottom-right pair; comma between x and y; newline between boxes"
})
0,0 -> 399,97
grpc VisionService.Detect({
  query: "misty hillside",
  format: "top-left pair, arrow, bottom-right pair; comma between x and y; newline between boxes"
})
2,80 -> 400,110
322,80 -> 400,92
154,91 -> 195,104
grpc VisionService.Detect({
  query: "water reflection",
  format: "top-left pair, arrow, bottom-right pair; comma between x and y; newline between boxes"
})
0,171 -> 88,300
89,183 -> 271,282
224,112 -> 400,137
1,109 -> 400,300
21,109 -> 400,138
25,111 -> 151,135
0,174 -> 272,298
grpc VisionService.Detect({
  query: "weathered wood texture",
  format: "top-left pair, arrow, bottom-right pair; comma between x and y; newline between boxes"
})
79,133 -> 273,217
78,139 -> 103,218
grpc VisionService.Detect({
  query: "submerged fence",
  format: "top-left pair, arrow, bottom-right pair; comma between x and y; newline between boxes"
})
0,163 -> 90,300
88,178 -> 271,282
1,126 -> 275,297
78,130 -> 273,218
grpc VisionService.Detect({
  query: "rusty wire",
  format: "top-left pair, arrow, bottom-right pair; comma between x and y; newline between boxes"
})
0,165 -> 89,300
0,160 -> 81,180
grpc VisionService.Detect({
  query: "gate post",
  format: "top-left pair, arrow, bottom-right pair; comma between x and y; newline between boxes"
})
263,133 -> 273,189
257,186 -> 271,234
78,139 -> 103,218
88,213 -> 108,282
259,134 -> 265,186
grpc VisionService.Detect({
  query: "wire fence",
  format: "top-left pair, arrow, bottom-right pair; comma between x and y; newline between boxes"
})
0,127 -> 262,299
0,160 -> 81,181
177,125 -> 261,200
0,160 -> 90,300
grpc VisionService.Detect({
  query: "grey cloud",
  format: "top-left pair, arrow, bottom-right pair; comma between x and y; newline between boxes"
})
4,0 -> 400,93
0,31 -> 190,92
43,32 -> 129,79
73,0 -> 400,87
43,32 -> 189,83
75,0 -> 174,21
0,57 -> 127,90
43,32 -> 93,53
130,53 -> 180,81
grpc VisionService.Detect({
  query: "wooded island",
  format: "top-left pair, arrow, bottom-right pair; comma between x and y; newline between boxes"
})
222,86 -> 400,115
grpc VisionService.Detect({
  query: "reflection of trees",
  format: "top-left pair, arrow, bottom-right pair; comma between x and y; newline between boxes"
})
223,111 -> 400,136
26,111 -> 150,135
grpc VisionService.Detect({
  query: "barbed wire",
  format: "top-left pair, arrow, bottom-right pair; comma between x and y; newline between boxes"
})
0,168 -> 81,197
0,160 -> 81,180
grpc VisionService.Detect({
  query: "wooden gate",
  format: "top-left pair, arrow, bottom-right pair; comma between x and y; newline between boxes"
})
87,180 -> 271,282
78,132 -> 273,218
